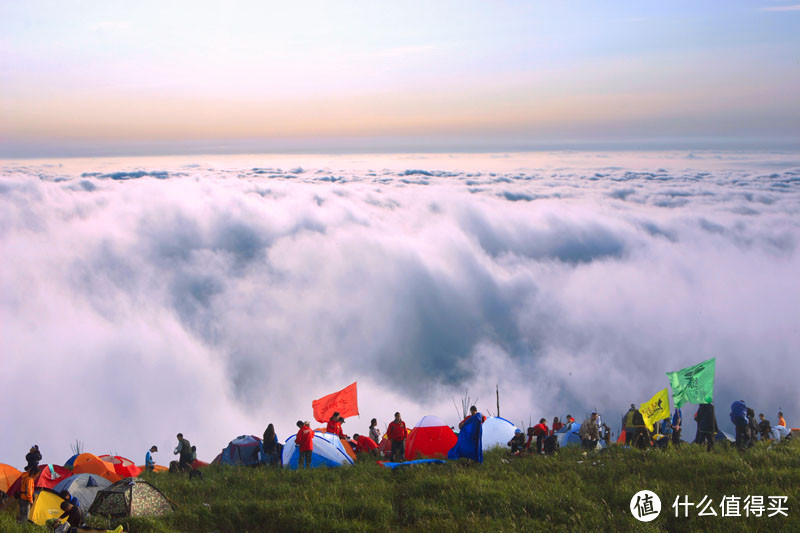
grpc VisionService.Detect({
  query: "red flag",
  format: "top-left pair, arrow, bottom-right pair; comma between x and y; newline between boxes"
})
312,382 -> 359,423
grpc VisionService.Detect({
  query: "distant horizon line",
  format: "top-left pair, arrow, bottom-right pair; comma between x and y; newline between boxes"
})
2,137 -> 800,160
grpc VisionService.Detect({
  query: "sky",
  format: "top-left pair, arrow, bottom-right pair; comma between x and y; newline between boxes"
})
1,151 -> 799,463
1,1 -> 800,157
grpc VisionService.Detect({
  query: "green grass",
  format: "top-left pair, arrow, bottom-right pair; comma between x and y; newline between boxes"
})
3,440 -> 798,532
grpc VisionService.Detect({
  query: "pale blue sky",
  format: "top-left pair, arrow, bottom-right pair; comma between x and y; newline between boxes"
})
1,0 -> 799,156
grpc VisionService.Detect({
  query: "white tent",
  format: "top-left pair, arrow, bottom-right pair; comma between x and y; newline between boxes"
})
481,417 -> 518,451
282,431 -> 354,469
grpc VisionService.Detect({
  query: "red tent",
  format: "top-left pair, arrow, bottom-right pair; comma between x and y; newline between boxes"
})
5,464 -> 71,495
405,416 -> 457,460
99,455 -> 142,478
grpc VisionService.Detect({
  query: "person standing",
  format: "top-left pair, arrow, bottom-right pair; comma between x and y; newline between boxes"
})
17,465 -> 37,523
145,446 -> 158,472
671,407 -> 682,446
262,423 -> 280,466
694,403 -> 718,451
532,418 -> 549,454
622,405 -> 637,444
369,418 -> 381,444
174,433 -> 192,472
578,413 -> 601,451
296,421 -> 314,468
387,412 -> 407,462
25,445 -> 42,472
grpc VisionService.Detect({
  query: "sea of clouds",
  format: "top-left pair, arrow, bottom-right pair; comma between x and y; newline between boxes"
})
1,151 -> 799,465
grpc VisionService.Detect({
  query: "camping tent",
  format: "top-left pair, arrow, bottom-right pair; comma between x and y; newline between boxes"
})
5,464 -> 72,496
405,416 -> 457,460
220,435 -> 263,466
53,473 -> 112,509
0,463 -> 21,494
282,431 -> 354,469
29,488 -> 66,526
555,422 -> 603,448
64,455 -> 78,470
378,436 -> 395,458
89,478 -> 174,519
72,453 -> 121,484
481,417 -> 518,451
99,455 -> 142,478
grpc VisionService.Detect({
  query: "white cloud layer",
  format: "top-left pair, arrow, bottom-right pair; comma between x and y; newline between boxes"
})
1,151 -> 799,466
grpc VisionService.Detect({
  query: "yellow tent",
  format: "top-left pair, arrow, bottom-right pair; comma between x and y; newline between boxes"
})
29,489 -> 66,526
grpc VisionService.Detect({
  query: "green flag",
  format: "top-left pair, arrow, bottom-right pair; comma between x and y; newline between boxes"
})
666,358 -> 716,407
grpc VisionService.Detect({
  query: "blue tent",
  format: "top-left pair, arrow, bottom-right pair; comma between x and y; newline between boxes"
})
448,412 -> 483,463
555,422 -> 584,447
220,435 -> 262,466
53,473 -> 111,509
64,454 -> 78,469
282,432 -> 354,469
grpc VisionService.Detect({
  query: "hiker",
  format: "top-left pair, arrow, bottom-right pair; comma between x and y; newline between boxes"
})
58,499 -> 85,532
758,414 -> 772,441
459,406 -> 486,429
565,414 -> 576,425
730,400 -> 749,449
532,418 -> 549,454
25,445 -> 42,472
352,434 -> 379,455
524,426 -> 536,452
15,464 -> 37,523
296,421 -> 314,468
578,413 -> 601,451
551,417 -> 563,434
326,412 -> 345,437
369,418 -> 381,444
622,404 -> 637,444
777,411 -> 786,428
174,433 -> 193,472
262,423 -> 280,466
694,403 -> 718,451
774,411 -> 791,441
448,406 -> 485,463
60,489 -> 81,509
746,408 -> 759,446
387,412 -> 407,462
630,409 -> 650,449
507,429 -> 526,454
671,407 -> 682,446
145,446 -> 158,471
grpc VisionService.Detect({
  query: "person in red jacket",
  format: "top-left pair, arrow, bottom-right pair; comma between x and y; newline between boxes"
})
295,420 -> 314,468
551,417 -> 564,435
326,412 -> 343,436
387,412 -> 407,462
532,418 -> 549,454
352,434 -> 379,455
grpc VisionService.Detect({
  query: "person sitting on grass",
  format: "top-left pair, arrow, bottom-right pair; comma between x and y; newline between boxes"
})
507,429 -> 526,454
578,413 -> 601,451
758,413 -> 772,441
551,417 -> 563,434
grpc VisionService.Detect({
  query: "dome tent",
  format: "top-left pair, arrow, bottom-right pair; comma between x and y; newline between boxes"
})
99,455 -> 142,478
282,431 -> 354,469
0,463 -> 21,494
220,435 -> 263,466
405,415 -> 457,460
481,417 -> 518,451
90,478 -> 174,519
72,453 -> 120,483
53,473 -> 112,509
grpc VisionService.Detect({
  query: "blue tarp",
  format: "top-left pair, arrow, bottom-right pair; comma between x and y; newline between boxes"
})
448,412 -> 484,463
380,459 -> 446,469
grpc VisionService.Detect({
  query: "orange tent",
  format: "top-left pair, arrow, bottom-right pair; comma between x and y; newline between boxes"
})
0,463 -> 21,494
72,453 -> 121,483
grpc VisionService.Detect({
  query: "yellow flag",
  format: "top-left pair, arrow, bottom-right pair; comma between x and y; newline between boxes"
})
641,388 -> 670,431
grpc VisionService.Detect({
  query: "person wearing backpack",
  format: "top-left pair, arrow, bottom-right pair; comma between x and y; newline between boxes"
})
730,401 -> 749,449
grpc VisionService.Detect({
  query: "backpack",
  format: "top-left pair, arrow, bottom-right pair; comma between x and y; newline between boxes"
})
730,401 -> 748,427
543,435 -> 559,455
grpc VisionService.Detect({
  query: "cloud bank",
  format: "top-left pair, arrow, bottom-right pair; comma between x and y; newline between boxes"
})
1,152 -> 799,465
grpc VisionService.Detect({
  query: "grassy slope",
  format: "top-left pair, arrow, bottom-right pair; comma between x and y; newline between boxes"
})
2,441 -> 798,532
